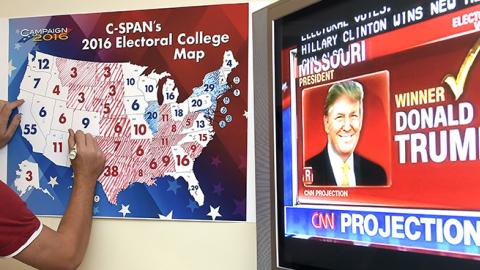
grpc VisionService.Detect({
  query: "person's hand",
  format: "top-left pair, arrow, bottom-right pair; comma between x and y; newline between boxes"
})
0,99 -> 24,148
68,129 -> 105,187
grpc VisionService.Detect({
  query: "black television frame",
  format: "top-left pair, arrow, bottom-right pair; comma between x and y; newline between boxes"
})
253,0 -> 480,269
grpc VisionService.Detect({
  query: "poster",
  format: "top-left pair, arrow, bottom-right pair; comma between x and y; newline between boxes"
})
6,4 -> 249,221
278,0 -> 480,261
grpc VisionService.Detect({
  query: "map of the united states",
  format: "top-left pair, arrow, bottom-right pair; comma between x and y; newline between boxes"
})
14,50 -> 239,207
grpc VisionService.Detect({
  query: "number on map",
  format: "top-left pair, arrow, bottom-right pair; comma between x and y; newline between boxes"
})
33,78 -> 41,88
52,85 -> 60,95
104,165 -> 119,177
108,85 -> 116,96
134,124 -> 146,135
59,113 -> 67,124
161,156 -> 170,166
53,142 -> 63,152
26,170 -> 33,181
38,59 -> 50,70
78,92 -> 85,103
23,124 -> 38,135
104,66 -> 111,78
82,118 -> 90,128
39,107 -> 47,117
70,67 -> 77,78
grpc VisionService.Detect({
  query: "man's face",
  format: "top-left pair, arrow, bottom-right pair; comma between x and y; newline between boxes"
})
324,95 -> 362,161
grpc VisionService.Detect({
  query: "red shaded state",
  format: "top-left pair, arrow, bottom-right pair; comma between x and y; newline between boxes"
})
99,116 -> 131,137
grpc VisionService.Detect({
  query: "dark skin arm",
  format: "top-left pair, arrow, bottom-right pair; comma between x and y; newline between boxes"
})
0,99 -> 105,270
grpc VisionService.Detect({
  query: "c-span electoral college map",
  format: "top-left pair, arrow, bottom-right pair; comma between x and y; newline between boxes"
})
5,4 -> 249,221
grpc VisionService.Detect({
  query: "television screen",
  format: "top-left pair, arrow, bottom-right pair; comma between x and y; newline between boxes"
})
274,0 -> 480,269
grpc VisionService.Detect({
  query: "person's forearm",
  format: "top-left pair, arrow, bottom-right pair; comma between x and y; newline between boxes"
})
57,176 -> 96,267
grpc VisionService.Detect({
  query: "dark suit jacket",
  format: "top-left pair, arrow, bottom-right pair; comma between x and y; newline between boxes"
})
305,146 -> 387,186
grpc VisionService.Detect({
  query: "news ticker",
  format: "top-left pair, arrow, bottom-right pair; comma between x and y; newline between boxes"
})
285,205 -> 480,258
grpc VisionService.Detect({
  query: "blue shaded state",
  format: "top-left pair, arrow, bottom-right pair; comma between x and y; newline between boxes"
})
283,107 -> 293,207
144,102 -> 160,134
192,70 -> 230,119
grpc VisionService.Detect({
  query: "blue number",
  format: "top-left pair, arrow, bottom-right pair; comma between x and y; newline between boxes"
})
192,99 -> 203,107
226,60 -> 232,67
174,109 -> 184,117
146,112 -> 158,119
131,100 -> 140,111
127,78 -> 135,86
145,85 -> 154,93
38,59 -> 50,70
23,124 -> 37,135
166,92 -> 175,100
39,107 -> 47,117
204,84 -> 214,91
33,78 -> 41,88
196,120 -> 205,128
82,118 -> 90,128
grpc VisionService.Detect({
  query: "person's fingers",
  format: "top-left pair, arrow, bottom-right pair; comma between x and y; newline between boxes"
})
68,129 -> 75,149
2,100 -> 24,115
4,114 -> 21,139
0,100 -> 7,111
74,130 -> 86,149
85,133 -> 96,148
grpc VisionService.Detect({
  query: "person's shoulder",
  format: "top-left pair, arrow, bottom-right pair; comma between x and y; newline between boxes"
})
305,147 -> 328,167
353,153 -> 387,185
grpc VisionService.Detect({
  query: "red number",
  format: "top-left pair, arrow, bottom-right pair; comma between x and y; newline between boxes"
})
134,124 -> 146,135
150,159 -> 158,169
190,145 -> 197,152
52,85 -> 60,95
78,92 -> 85,103
171,124 -> 176,133
103,103 -> 111,114
186,119 -> 192,126
104,165 -> 119,177
113,141 -> 120,151
161,114 -> 169,121
139,169 -> 143,177
115,123 -> 123,133
136,145 -> 144,156
161,156 -> 170,166
176,155 -> 190,166
53,142 -> 63,152
199,134 -> 207,141
70,67 -> 77,78
104,66 -> 111,78
25,170 -> 33,181
109,85 -> 116,96
59,113 -> 66,124
161,138 -> 168,145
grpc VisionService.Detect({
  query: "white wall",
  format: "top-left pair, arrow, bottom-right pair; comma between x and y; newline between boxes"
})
0,0 -> 274,269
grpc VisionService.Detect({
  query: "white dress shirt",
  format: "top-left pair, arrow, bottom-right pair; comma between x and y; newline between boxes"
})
327,142 -> 356,187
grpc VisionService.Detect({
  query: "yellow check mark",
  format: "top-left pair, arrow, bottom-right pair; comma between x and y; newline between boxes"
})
443,38 -> 480,100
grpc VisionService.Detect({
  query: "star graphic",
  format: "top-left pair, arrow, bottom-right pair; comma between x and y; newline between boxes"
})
211,155 -> 221,167
119,204 -> 131,217
233,198 -> 246,218
166,180 -> 181,194
48,176 -> 59,188
158,211 -> 173,220
186,199 -> 198,212
8,60 -> 16,78
207,205 -> 222,221
243,110 -> 248,119
213,182 -> 224,196
14,43 -> 22,50
93,206 -> 100,215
